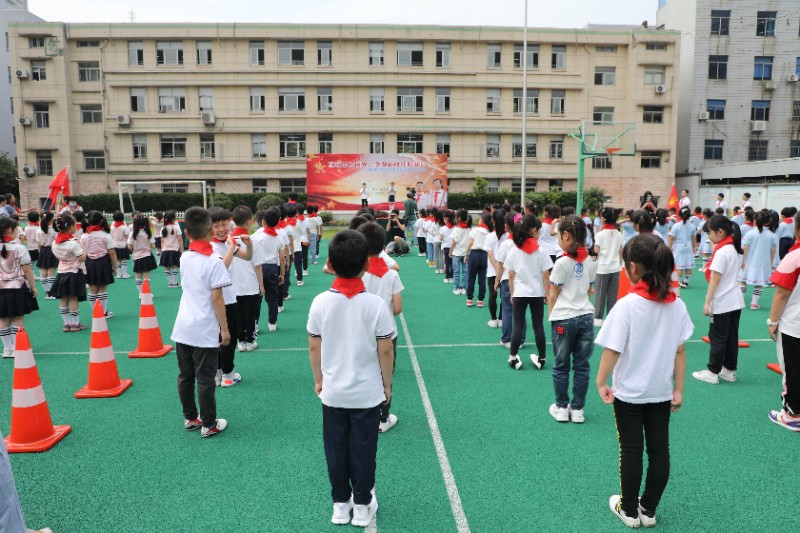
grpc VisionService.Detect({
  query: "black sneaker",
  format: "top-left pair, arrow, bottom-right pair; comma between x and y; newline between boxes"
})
508,355 -> 522,370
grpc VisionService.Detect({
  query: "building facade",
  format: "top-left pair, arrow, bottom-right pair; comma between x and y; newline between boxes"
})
8,21 -> 680,209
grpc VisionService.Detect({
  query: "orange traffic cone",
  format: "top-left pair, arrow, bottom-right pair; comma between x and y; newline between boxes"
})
128,279 -> 172,358
75,301 -> 133,398
4,328 -> 71,453
701,336 -> 750,348
767,363 -> 783,375
617,268 -> 631,300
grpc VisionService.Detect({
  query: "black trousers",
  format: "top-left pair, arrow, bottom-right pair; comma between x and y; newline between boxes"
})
510,296 -> 546,359
176,343 -> 219,428
444,248 -> 453,279
282,261 -> 291,298
316,235 -> 321,256
613,399 -> 671,516
780,332 -> 800,415
323,404 -> 381,505
261,263 -> 280,324
380,338 -> 397,423
417,236 -> 427,255
707,308 -> 741,373
487,275 -> 501,321
361,199 -> 368,208
302,243 -> 309,270
236,294 -> 261,343
294,251 -> 304,281
218,303 -> 238,374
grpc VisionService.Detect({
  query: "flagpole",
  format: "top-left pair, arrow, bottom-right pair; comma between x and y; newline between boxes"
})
520,0 -> 528,206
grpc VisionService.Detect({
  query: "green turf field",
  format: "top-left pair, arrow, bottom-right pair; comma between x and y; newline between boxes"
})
2,245 -> 797,532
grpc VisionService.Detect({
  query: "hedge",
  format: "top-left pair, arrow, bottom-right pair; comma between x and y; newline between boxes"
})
71,192 -> 308,214
446,188 -> 605,212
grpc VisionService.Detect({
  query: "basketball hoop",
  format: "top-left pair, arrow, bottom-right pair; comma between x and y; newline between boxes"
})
605,147 -> 622,157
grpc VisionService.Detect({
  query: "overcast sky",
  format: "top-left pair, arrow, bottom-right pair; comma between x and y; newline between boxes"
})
28,0 -> 657,28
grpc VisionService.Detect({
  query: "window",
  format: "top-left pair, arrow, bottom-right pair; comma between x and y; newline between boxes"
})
279,88 -> 305,112
162,184 -> 189,194
369,88 -> 384,112
252,134 -> 266,158
205,180 -> 217,194
643,105 -> 664,123
160,135 -> 187,159
279,134 -> 306,158
198,87 -> 214,111
512,134 -> 537,159
514,44 -> 539,69
317,87 -> 333,112
595,46 -> 617,53
641,151 -> 662,168
199,134 -> 215,159
83,151 -> 105,171
133,134 -> 148,160
317,41 -> 332,66
278,41 -> 304,66
370,133 -> 384,154
250,41 -> 264,66
550,90 -> 565,114
30,60 -> 46,81
397,87 -> 423,112
250,87 -> 265,112
748,140 -> 768,161
369,42 -> 384,66
512,179 -> 537,194
128,41 -> 144,66
436,134 -> 450,156
158,87 -> 186,112
592,106 -> 614,124
280,179 -> 306,193
397,133 -> 423,154
751,100 -> 771,121
594,66 -> 616,85
252,179 -> 268,194
130,88 -> 145,112
592,157 -> 612,169
486,88 -> 501,113
756,11 -> 777,37
78,61 -> 100,82
644,67 -> 665,85
318,133 -> 333,154
645,43 -> 667,51
513,89 -> 538,114
487,44 -> 501,68
797,58 -> 800,77
793,101 -> 800,121
33,103 -> 49,128
197,41 -> 212,65
485,179 -> 500,193
156,41 -> 183,66
397,42 -> 423,67
486,134 -> 500,159
549,137 -> 564,159
707,99 -> 726,120
435,88 -> 450,112
710,10 -> 731,35
708,55 -> 728,80
133,184 -> 150,194
80,105 -> 102,124
754,56 -> 773,80
791,141 -> 800,158
29,37 -> 44,48
77,41 -> 100,48
551,45 -> 566,69
704,139 -> 724,160
436,43 -> 450,67
36,150 -> 52,176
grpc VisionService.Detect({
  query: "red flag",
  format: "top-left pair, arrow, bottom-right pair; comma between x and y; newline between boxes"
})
44,167 -> 69,210
667,184 -> 678,210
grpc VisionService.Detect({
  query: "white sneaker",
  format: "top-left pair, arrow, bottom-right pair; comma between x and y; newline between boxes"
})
2,349 -> 13,359
692,369 -> 719,384
237,341 -> 248,352
444,278 -> 450,283
249,341 -> 258,350
500,340 -> 511,349
417,252 -> 426,257
448,278 -> 454,284
379,413 -> 398,433
487,319 -> 499,328
453,289 -> 460,295
278,306 -> 285,313
638,503 -> 656,528
215,368 -> 223,387
268,323 -> 277,332
460,288 -> 467,295
609,495 -> 641,528
297,281 -> 305,287
351,495 -> 378,527
332,498 -> 354,525
593,318 -> 603,327
201,418 -> 227,438
221,372 -> 242,388
284,294 -> 292,301
303,270 -> 309,276
508,355 -> 522,370
549,403 -> 569,423
529,354 -> 544,370
569,405 -> 585,424
719,367 -> 737,383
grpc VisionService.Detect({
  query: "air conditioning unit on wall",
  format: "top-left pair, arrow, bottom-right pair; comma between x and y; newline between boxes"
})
117,114 -> 131,126
201,112 -> 216,125
15,69 -> 28,79
751,120 -> 767,132
19,116 -> 31,126
22,165 -> 35,177
698,111 -> 710,121
655,85 -> 666,94
788,74 -> 799,83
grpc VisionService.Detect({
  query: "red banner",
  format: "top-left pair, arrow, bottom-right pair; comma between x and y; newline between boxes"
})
306,154 -> 448,211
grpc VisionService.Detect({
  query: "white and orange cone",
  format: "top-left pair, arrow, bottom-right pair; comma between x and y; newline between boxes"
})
75,301 -> 133,398
128,279 -> 172,358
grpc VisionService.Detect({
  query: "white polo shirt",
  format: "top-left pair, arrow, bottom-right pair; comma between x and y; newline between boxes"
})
451,227 -> 471,256
362,269 -> 404,322
468,226 -> 490,251
708,244 -> 745,315
307,289 -> 397,409
251,229 -> 282,265
494,238 -> 516,282
504,246 -> 553,298
232,235 -> 260,297
539,221 -> 557,256
379,250 -> 396,269
210,240 -> 238,305
485,232 -> 504,278
549,255 -> 598,321
771,249 -> 800,338
595,229 -> 623,275
171,250 -> 232,348
596,293 -> 694,404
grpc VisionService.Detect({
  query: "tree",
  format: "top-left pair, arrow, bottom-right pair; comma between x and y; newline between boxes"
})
472,176 -> 488,195
0,153 -> 19,197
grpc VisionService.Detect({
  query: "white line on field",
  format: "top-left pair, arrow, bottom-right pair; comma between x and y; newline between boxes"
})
399,313 -> 470,533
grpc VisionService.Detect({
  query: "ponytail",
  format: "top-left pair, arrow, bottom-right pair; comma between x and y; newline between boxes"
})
707,214 -> 744,254
622,233 -> 674,301
558,215 -> 587,255
755,211 -> 766,233
492,210 -> 505,238
40,211 -> 53,234
513,215 -> 541,247
655,208 -> 668,227
679,207 -> 691,222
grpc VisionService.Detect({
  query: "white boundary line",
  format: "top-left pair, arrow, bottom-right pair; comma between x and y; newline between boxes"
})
399,313 -> 470,533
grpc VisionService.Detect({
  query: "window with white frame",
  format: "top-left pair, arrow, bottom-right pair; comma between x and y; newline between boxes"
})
317,87 -> 333,112
645,43 -> 667,51
397,87 -> 423,112
252,179 -> 268,193
512,134 -> 537,159
435,88 -> 451,112
160,134 -> 187,159
162,184 -> 189,193
436,43 -> 450,67
252,134 -> 267,158
83,151 -> 105,170
486,88 -> 501,113
643,105 -> 664,123
198,87 -> 214,111
595,46 -> 617,53
710,10 -> 731,36
640,151 -> 662,168
485,179 -> 500,193
397,133 -> 423,154
205,180 -> 217,194
486,134 -> 500,159
36,150 -> 52,176
397,42 -> 423,67
707,99 -> 726,120
128,41 -> 144,66
280,179 -> 306,193
549,137 -> 564,159
753,56 -> 773,80
31,60 -> 46,81
318,132 -> 333,154
250,87 -> 265,112
592,156 -> 612,169
130,88 -> 145,112
317,41 -> 332,66
748,140 -> 768,161
279,134 -> 306,158
370,87 -> 384,112
370,133 -> 384,154
592,106 -> 614,124
29,36 -> 44,48
708,55 -> 728,80
197,41 -> 212,65
513,89 -> 538,114
81,105 -> 102,124
487,44 -> 501,68
369,42 -> 384,66
133,134 -> 148,160
704,140 -> 724,160
549,179 -> 564,191
250,41 -> 265,66
550,90 -> 565,114
78,62 -> 100,82
514,44 -> 539,68
551,45 -> 566,69
156,41 -> 183,66
199,134 -> 215,159
644,67 -> 665,85
158,87 -> 186,112
279,87 -> 305,112
436,134 -> 451,156
511,179 -> 536,193
33,103 -> 49,128
594,66 -> 616,85
278,41 -> 304,66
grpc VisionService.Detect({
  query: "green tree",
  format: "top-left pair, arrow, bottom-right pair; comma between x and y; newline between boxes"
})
0,153 -> 20,197
472,176 -> 488,195
583,187 -> 606,212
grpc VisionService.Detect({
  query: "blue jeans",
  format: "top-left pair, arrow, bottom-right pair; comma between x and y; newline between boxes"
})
426,242 -> 434,263
406,219 -> 417,246
309,233 -> 318,264
551,313 -> 595,410
499,280 -> 526,345
0,428 -> 26,532
467,250 -> 487,301
452,255 -> 468,290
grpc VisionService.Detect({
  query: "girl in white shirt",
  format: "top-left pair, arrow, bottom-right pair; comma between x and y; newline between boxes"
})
127,215 -> 157,296
485,210 -> 507,328
0,217 -> 38,357
111,211 -> 131,279
539,205 -> 560,264
593,208 -> 623,326
50,213 -> 87,332
692,215 -> 745,385
595,233 -> 692,528
739,211 -> 776,310
35,211 -> 58,298
464,213 -> 492,307
424,208 -> 439,269
159,210 -> 184,287
494,213 -> 521,349
438,211 -> 455,283
450,210 -> 471,295
669,208 -> 696,289
81,211 -> 118,319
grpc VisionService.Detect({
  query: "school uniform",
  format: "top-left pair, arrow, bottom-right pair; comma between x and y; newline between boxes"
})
253,227 -> 283,326
23,224 -> 39,263
439,223 -> 454,280
360,187 -> 369,208
770,247 -> 800,416
539,219 -> 558,263
669,221 -> 695,271
111,222 -> 131,261
620,221 -> 637,247
159,223 -> 183,268
128,230 -> 157,273
0,240 -> 38,318
495,238 -> 524,345
424,217 -> 439,265
466,224 -> 490,302
505,240 -> 552,360
81,228 -> 116,286
741,229 -> 776,286
35,226 -> 58,269
276,221 -> 291,302
485,231 -> 507,322
151,219 -> 164,251
705,242 -> 745,374
777,219 -> 795,259
297,214 -> 310,271
232,228 -> 264,344
414,218 -> 426,256
450,225 -> 470,291
697,220 -> 712,254
306,213 -> 322,264
594,226 -> 623,319
387,186 -> 396,207
50,235 -> 87,301
211,240 -> 240,376
286,217 -> 305,282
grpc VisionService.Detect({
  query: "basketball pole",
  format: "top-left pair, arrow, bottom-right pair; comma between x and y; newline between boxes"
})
520,0 -> 528,206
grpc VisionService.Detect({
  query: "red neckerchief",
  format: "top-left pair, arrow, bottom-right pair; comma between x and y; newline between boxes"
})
28,222 -> 39,227
286,217 -> 297,227
630,281 -> 677,303
477,222 -> 489,230
331,277 -> 365,298
297,214 -> 305,221
264,226 -> 278,237
277,219 -> 287,229
2,235 -> 14,243
784,218 -> 793,225
212,237 -> 227,244
601,224 -> 616,231
288,200 -> 297,205
432,191 -> 441,204
230,228 -> 249,238
426,216 -> 435,223
706,236 -> 734,282
744,221 -> 753,227
562,247 -> 589,264
86,225 -> 104,234
188,240 -> 213,255
445,222 -> 454,229
457,222 -> 468,229
416,193 -> 423,203
518,238 -> 539,254
789,239 -> 800,253
367,257 -> 389,278
542,218 -> 554,225
307,213 -> 318,218
55,232 -> 73,244
113,221 -> 125,228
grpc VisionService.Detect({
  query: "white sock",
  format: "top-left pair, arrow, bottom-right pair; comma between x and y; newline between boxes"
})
0,327 -> 11,352
60,307 -> 69,325
121,261 -> 129,276
99,292 -> 108,313
753,287 -> 763,305
10,326 -> 19,352
136,279 -> 143,294
88,293 -> 98,309
70,311 -> 79,326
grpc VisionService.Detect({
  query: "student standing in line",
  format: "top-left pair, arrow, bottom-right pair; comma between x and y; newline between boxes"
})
495,213 -> 524,350
111,211 -> 131,279
35,211 -> 58,298
49,213 -> 87,332
464,213 -> 491,308
669,207 -> 697,289
159,210 -> 184,288
127,215 -> 157,296
438,210 -> 455,282
0,217 -> 38,357
414,209 -> 427,257
739,211 -> 776,310
23,211 -> 40,278
450,210 -> 471,295
539,205 -> 560,265
252,208 -> 285,332
81,211 -> 118,319
230,206 -> 263,352
593,207 -> 623,327
485,209 -> 507,328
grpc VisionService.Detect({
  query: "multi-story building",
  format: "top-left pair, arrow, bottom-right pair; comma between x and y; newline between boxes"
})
8,21 -> 680,209
658,0 -> 800,210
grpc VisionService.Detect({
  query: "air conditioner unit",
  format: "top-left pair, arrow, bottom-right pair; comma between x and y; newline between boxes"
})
788,74 -> 799,83
117,114 -> 131,126
22,165 -> 35,177
698,111 -> 710,121
655,85 -> 666,94
19,116 -> 32,126
15,69 -> 28,79
752,120 -> 767,132
201,112 -> 215,125
763,82 -> 776,91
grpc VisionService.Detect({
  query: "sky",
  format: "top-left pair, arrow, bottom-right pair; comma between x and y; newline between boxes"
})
27,0 -> 657,28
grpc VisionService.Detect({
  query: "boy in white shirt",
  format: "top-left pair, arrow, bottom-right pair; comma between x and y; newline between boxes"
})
297,204 -> 311,275
307,205 -> 323,265
252,208 -> 285,331
230,206 -> 264,352
286,205 -> 306,287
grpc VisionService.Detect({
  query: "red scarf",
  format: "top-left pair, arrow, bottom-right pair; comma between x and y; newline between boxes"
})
86,225 -> 104,234
562,247 -> 589,263
230,228 -> 249,238
457,222 -> 468,229
188,240 -> 213,255
367,257 -> 389,278
285,217 -> 297,227
264,226 -> 278,237
518,238 -> 539,254
542,218 -> 554,225
477,222 -> 489,230
55,232 -> 73,244
307,213 -> 318,218
426,216 -> 435,223
744,221 -> 753,227
432,191 -> 441,204
789,239 -> 800,253
2,235 -> 14,243
784,218 -> 793,225
705,236 -> 734,282
28,222 -> 39,227
331,277 -> 365,298
297,214 -> 305,221
630,281 -> 676,303
288,199 -> 297,204
602,224 -> 616,231
113,221 -> 125,228
445,222 -> 454,229
277,219 -> 287,229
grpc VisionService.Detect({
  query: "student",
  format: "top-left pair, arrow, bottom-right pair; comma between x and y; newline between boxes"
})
230,206 -> 263,352
276,207 -> 292,310
414,208 -> 427,257
548,215 -> 598,423
72,210 -> 86,241
358,222 -> 404,433
593,207 -> 623,326
739,211 -> 776,310
284,205 -> 305,287
424,208 -> 439,268
494,213 -> 524,349
716,193 -> 728,212
252,208 -> 285,332
307,229 -> 395,527
777,207 -> 798,259
669,207 -> 696,289
464,213 -> 491,308
307,205 -> 323,265
50,213 -> 87,332
696,209 -> 714,271
595,233 -> 692,528
387,181 -> 397,211
296,204 -> 311,275
485,210 -> 507,328
111,211 -> 131,279
505,215 -> 552,370
159,210 -> 183,287
654,209 -> 669,243
360,183 -> 369,208
692,215 -> 744,385
0,217 -> 38,358
150,212 -> 165,258
81,211 -> 118,319
24,211 -> 40,271
36,211 -> 58,299
439,210 -> 455,283
127,215 -> 157,296
450,209 -> 471,296
539,205 -> 560,264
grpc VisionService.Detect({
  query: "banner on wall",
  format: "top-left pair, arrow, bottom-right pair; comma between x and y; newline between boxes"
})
306,154 -> 448,211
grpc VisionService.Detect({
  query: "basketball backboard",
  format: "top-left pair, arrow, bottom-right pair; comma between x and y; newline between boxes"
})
571,120 -> 637,157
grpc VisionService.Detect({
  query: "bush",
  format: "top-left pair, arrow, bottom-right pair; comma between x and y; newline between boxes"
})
73,191 -> 307,214
209,193 -> 234,210
256,194 -> 286,211
319,211 -> 334,223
